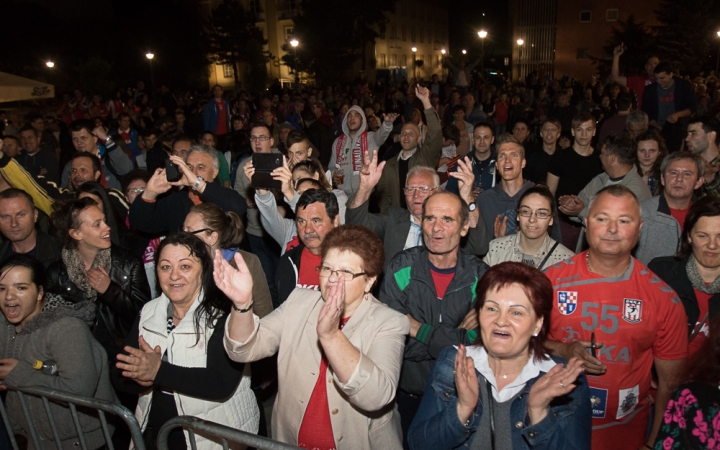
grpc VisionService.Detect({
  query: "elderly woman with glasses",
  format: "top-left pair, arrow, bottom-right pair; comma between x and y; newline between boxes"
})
483,186 -> 573,269
217,224 -> 410,449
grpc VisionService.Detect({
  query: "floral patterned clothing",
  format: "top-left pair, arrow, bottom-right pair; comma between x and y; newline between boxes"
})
654,381 -> 720,450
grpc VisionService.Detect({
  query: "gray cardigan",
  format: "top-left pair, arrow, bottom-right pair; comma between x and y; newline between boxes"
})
635,194 -> 684,265
1,297 -> 117,450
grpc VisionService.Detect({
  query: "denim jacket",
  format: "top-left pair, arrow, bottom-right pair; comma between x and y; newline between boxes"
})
408,346 -> 591,450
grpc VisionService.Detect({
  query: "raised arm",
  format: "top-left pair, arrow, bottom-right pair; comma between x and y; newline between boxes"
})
611,43 -> 628,86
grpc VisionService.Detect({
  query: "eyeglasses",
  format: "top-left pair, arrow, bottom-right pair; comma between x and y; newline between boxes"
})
128,188 -> 145,194
403,186 -> 437,195
187,228 -> 213,235
517,208 -> 551,219
316,266 -> 366,281
250,135 -> 271,142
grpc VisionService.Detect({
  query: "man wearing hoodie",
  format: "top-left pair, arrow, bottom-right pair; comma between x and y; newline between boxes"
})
478,134 -> 562,244
376,85 -> 442,213
328,103 -> 397,197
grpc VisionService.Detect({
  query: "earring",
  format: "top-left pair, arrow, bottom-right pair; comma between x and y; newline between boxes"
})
533,333 -> 538,337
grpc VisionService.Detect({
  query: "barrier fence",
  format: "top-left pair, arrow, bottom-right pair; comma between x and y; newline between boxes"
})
157,416 -> 300,450
1,386 -> 298,450
0,385 -> 145,450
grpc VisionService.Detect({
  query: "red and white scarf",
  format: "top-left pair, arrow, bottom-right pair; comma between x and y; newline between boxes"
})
335,132 -> 368,173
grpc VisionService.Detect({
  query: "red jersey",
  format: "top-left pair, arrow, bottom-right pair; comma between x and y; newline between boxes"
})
545,252 -> 688,450
297,248 -> 322,291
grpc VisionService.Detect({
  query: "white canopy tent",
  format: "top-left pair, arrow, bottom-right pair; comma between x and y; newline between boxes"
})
0,71 -> 54,103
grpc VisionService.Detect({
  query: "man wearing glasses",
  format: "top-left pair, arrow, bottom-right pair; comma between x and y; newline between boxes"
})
347,149 -> 487,261
380,188 -> 489,447
234,123 -> 283,305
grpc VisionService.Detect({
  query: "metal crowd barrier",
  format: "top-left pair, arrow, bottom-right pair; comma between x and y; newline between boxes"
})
157,416 -> 299,450
0,385 -> 145,450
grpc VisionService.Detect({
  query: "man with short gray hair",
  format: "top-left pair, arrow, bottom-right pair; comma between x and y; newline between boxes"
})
347,149 -> 487,260
129,144 -> 246,235
635,152 -> 705,264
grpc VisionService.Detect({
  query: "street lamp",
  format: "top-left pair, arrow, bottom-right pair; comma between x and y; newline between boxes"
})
462,49 -> 467,55
290,39 -> 300,87
145,52 -> 155,93
411,46 -> 417,81
45,61 -> 54,68
516,39 -> 524,80
716,31 -> 720,75
478,30 -> 488,75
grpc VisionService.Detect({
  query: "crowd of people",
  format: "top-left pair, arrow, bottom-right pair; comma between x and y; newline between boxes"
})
1,46 -> 720,450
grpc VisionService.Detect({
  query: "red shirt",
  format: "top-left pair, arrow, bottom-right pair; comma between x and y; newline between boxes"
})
627,75 -> 653,110
688,289 -> 712,356
430,267 -> 455,299
494,101 -> 508,124
215,100 -> 228,136
669,206 -> 690,233
545,253 -> 688,450
297,248 -> 322,291
297,317 -> 351,450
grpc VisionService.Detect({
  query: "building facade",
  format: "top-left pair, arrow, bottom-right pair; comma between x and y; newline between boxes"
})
511,0 -> 658,82
204,0 -> 449,88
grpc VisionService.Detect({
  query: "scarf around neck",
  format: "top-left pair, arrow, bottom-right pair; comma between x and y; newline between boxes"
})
62,247 -> 112,301
686,254 -> 720,294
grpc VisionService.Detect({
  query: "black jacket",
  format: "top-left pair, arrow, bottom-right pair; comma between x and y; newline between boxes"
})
45,245 -> 151,357
275,243 -> 305,308
128,182 -> 247,236
0,229 -> 61,268
380,246 -> 489,395
642,77 -> 697,125
648,256 -> 720,335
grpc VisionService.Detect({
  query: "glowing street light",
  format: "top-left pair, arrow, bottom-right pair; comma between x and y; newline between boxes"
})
441,49 -> 446,55
46,61 -> 55,68
290,39 -> 300,86
517,39 -> 524,46
716,31 -> 720,74
411,47 -> 418,80
478,30 -> 488,74
462,49 -> 467,55
145,52 -> 155,92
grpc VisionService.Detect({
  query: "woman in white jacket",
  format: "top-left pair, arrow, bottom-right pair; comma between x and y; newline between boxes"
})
113,233 -> 258,449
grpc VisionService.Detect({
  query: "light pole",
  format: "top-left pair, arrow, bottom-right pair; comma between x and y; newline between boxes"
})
478,30 -> 487,76
290,39 -> 299,87
716,31 -> 720,75
516,39 -> 524,80
411,46 -> 417,81
145,52 -> 155,93
441,48 -> 446,80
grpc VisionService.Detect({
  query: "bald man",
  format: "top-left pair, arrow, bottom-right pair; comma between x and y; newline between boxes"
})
376,85 -> 442,213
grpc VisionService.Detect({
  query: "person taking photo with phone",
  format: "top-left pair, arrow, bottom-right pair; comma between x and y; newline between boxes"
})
129,144 -> 247,237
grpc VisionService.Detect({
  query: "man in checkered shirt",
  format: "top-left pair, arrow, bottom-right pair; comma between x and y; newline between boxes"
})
543,185 -> 688,450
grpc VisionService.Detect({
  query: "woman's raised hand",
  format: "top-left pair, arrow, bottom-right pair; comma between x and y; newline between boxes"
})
527,357 -> 584,425
116,335 -> 162,387
213,250 -> 254,310
455,344 -> 479,425
316,277 -> 346,340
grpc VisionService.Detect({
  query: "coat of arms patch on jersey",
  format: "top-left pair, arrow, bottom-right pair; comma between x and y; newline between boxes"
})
622,299 -> 642,323
557,291 -> 578,315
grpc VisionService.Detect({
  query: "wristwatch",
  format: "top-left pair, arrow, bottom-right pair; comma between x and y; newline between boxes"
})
468,202 -> 477,212
193,176 -> 204,191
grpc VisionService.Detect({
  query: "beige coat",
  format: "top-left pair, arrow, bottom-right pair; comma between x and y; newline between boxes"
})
483,233 -> 574,269
224,288 -> 410,449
